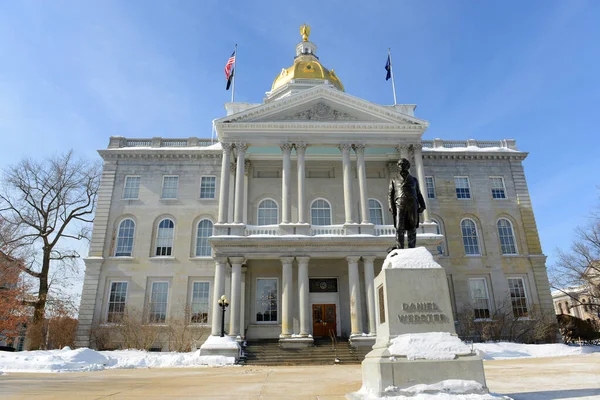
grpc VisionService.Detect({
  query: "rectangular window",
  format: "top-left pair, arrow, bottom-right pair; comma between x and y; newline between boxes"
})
123,176 -> 141,200
508,278 -> 529,318
469,278 -> 491,319
454,176 -> 471,199
490,177 -> 506,199
255,278 -> 278,323
107,282 -> 128,323
161,176 -> 179,199
149,282 -> 169,324
200,176 -> 216,199
190,282 -> 210,324
425,176 -> 436,199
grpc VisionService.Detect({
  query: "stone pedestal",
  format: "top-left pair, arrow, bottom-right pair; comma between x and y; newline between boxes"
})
347,247 -> 487,398
199,335 -> 241,361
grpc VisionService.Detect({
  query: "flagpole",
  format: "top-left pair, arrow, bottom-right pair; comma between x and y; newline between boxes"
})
231,44 -> 237,103
388,48 -> 397,105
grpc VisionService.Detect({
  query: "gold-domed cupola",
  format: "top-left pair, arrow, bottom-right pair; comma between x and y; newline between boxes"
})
269,25 -> 344,97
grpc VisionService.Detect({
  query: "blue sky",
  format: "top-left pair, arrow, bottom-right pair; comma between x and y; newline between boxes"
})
1,0 -> 599,276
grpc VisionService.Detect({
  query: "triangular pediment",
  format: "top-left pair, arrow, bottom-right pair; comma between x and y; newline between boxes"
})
216,85 -> 428,127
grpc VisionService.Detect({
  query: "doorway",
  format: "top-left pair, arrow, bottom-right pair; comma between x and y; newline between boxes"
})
312,304 -> 337,337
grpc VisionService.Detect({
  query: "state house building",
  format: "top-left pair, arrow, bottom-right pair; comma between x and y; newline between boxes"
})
75,29 -> 555,350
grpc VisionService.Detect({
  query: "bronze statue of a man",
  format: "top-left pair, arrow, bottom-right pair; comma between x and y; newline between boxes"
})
388,158 -> 426,249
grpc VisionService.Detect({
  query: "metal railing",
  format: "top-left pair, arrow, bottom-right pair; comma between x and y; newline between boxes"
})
329,328 -> 339,363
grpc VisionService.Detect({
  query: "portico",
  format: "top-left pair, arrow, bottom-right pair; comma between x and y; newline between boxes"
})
207,31 -> 441,348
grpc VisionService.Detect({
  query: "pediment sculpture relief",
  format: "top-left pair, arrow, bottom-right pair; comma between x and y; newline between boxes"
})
276,102 -> 358,121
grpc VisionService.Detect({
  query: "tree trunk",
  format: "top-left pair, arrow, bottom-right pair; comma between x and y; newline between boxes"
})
28,252 -> 50,350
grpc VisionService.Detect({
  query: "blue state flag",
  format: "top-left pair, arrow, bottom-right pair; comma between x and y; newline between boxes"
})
385,55 -> 392,81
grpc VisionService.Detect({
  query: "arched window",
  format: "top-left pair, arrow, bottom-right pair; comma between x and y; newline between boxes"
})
311,199 -> 332,226
115,219 -> 135,257
497,218 -> 517,255
195,219 -> 213,257
431,219 -> 444,256
155,218 -> 174,256
257,199 -> 279,225
368,199 -> 384,225
461,219 -> 480,255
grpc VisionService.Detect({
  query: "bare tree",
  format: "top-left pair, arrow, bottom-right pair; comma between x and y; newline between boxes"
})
0,151 -> 101,349
456,298 -> 557,343
552,197 -> 600,316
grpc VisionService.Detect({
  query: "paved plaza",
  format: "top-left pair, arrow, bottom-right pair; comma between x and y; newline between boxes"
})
1,354 -> 599,400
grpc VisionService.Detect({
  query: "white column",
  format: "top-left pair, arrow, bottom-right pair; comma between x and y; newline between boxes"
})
243,160 -> 250,224
228,162 -> 235,223
340,143 -> 355,224
240,266 -> 247,336
296,143 -> 307,223
280,256 -> 294,338
347,255 -> 363,336
297,256 -> 310,337
362,256 -> 377,335
229,257 -> 245,337
397,144 -> 409,160
217,143 -> 232,224
281,143 -> 293,224
211,257 -> 227,336
413,144 -> 430,222
234,143 -> 247,224
355,144 -> 369,224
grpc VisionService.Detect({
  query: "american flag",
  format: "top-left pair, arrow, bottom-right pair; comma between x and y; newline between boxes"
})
225,51 -> 236,80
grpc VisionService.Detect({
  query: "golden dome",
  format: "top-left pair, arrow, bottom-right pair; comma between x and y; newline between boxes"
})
271,26 -> 344,93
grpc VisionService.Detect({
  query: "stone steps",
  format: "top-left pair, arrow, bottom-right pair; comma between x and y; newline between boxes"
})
241,338 -> 371,366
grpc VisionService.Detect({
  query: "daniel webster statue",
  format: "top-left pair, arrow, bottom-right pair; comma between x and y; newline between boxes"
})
388,158 -> 427,249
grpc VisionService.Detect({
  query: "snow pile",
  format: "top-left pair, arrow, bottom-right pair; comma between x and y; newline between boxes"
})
104,349 -> 233,369
0,348 -> 110,373
0,347 -> 235,373
355,380 -> 510,400
384,247 -> 441,270
473,341 -> 600,360
424,146 -> 516,153
388,332 -> 473,360
199,334 -> 240,350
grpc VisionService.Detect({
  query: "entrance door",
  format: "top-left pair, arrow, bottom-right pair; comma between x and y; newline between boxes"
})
312,304 -> 337,337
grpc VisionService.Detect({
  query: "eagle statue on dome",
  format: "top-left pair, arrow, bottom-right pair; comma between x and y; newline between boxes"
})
300,24 -> 311,42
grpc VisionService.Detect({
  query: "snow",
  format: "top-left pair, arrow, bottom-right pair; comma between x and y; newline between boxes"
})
1,341 -> 599,375
423,146 -> 517,153
388,332 -> 473,360
0,347 -> 235,373
386,332 -> 600,362
384,247 -> 441,270
106,143 -> 222,151
200,334 -> 240,350
473,341 -> 600,360
355,380 -> 510,399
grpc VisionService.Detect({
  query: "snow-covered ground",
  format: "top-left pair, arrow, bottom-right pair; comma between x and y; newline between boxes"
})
354,379 -> 511,400
473,341 -> 600,360
0,341 -> 598,374
0,347 -> 235,373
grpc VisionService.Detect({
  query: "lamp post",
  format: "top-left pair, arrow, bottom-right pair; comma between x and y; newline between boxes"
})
218,295 -> 229,337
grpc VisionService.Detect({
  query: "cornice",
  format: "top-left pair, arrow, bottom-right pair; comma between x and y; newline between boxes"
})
423,153 -> 527,161
99,149 -> 221,161
216,121 -> 425,132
